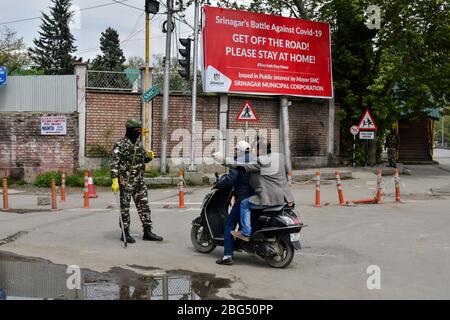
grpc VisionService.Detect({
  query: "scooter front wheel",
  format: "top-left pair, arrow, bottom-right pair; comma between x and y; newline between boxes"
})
265,237 -> 295,268
190,224 -> 216,253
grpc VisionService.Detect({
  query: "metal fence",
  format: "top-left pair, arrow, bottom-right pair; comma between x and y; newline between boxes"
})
86,70 -> 142,92
0,75 -> 76,112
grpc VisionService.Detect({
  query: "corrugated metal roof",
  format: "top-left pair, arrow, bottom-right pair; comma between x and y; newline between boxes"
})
0,75 -> 77,112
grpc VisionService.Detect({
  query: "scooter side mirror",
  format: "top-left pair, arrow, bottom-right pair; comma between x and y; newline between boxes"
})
215,172 -> 219,181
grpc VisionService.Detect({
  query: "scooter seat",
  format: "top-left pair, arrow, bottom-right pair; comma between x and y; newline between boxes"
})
262,205 -> 286,212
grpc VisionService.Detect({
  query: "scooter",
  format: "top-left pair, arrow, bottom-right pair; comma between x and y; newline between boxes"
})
190,173 -> 305,268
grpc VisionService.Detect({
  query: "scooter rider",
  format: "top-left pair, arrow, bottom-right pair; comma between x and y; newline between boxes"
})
213,141 -> 254,265
214,136 -> 294,213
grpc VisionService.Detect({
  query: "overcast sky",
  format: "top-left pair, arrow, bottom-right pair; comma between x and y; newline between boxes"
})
0,0 -> 200,66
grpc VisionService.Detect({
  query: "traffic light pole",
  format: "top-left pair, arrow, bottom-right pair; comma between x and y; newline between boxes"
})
189,0 -> 200,171
144,12 -> 151,151
161,4 -> 173,174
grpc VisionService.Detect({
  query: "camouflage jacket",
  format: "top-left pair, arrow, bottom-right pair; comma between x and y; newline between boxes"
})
385,133 -> 399,149
110,137 -> 152,186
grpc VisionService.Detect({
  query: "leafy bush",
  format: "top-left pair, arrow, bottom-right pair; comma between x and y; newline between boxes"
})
144,167 -> 161,178
34,171 -> 62,187
66,171 -> 85,187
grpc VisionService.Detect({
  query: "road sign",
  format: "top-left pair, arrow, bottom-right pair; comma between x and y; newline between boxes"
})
359,131 -> 375,139
0,66 -> 7,86
350,125 -> 359,135
40,116 -> 67,135
236,100 -> 258,122
141,85 -> 159,103
358,108 -> 378,131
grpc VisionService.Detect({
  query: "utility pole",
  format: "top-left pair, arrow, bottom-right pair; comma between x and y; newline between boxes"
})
189,0 -> 200,171
161,0 -> 173,174
143,0 -> 160,151
143,10 -> 151,151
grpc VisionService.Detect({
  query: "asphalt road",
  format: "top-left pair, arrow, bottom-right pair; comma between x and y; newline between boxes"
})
1,165 -> 450,299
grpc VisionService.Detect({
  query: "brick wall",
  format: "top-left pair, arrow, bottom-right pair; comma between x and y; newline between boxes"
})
85,91 -> 141,157
228,97 -> 280,153
0,113 -> 79,182
84,91 -> 340,168
152,94 -> 220,159
289,101 -> 329,157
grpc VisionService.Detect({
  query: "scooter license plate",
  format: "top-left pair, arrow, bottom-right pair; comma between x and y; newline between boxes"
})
290,232 -> 300,242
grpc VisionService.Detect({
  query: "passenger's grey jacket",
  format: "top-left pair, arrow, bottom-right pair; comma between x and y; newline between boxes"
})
226,152 -> 294,207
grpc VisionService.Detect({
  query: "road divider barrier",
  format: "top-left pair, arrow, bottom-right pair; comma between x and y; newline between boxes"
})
61,170 -> 66,202
335,170 -> 347,206
179,170 -> 185,208
84,171 -> 89,209
394,169 -> 401,203
2,177 -> 9,211
51,177 -> 57,210
314,171 -> 320,207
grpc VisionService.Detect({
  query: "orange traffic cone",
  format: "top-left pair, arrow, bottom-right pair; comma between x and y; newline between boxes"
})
87,171 -> 98,198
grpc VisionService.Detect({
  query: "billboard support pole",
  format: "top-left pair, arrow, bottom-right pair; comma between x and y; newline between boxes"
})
161,3 -> 173,174
189,0 -> 200,171
280,96 -> 292,174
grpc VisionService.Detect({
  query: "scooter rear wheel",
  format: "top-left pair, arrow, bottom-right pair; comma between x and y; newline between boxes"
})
190,224 -> 216,253
265,237 -> 295,268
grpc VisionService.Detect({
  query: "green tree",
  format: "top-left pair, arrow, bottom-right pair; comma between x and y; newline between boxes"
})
151,54 -> 195,92
0,26 -> 33,74
216,0 -> 450,165
126,56 -> 145,69
29,0 -> 77,75
90,27 -> 126,71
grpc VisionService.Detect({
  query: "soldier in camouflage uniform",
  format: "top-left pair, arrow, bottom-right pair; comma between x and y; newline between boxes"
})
110,118 -> 163,243
385,124 -> 400,168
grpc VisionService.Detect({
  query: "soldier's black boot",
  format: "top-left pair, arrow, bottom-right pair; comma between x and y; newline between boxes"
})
142,225 -> 163,241
121,228 -> 136,243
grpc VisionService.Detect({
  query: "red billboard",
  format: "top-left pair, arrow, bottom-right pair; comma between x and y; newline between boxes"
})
202,6 -> 333,98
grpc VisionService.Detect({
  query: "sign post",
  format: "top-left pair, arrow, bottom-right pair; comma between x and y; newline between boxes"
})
0,66 -> 7,86
201,6 -> 333,98
357,108 -> 378,166
141,85 -> 159,103
350,125 -> 359,167
236,100 -> 258,141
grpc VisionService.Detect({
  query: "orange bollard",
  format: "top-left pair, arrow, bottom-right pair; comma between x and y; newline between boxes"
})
61,171 -> 66,202
179,170 -> 185,208
51,177 -> 57,210
2,177 -> 9,211
376,169 -> 382,204
314,171 -> 321,207
287,170 -> 292,188
394,169 -> 401,203
335,170 -> 346,206
83,171 -> 89,209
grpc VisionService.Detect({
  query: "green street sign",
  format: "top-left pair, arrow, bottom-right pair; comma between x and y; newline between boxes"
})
141,86 -> 159,103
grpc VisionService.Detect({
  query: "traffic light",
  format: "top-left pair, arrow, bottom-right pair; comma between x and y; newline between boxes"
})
178,38 -> 191,81
145,0 -> 160,14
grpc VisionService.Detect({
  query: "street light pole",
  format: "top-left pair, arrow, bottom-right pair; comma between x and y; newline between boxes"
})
161,1 -> 173,174
189,0 -> 200,171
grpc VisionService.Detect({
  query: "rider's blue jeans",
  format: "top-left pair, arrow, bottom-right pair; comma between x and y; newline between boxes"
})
239,197 -> 252,237
223,197 -> 252,257
224,202 -> 240,257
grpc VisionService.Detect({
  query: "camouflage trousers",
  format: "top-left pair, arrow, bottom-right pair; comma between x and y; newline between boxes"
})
119,180 -> 152,230
387,148 -> 397,167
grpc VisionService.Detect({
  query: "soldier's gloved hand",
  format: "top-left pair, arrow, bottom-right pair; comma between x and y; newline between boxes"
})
111,178 -> 119,193
147,149 -> 155,160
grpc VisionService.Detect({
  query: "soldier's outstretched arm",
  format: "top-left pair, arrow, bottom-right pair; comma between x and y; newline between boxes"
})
110,144 -> 121,179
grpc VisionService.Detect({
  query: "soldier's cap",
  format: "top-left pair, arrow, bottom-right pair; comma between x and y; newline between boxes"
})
126,118 -> 142,128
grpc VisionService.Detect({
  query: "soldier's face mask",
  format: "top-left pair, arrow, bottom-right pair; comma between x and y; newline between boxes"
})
126,127 -> 141,143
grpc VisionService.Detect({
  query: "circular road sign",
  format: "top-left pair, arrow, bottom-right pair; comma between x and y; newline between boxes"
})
350,125 -> 359,136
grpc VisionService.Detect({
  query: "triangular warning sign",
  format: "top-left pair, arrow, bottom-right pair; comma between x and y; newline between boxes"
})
236,100 -> 258,122
357,108 -> 378,131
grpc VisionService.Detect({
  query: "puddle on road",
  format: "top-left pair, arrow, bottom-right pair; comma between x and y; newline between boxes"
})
0,251 -> 232,300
